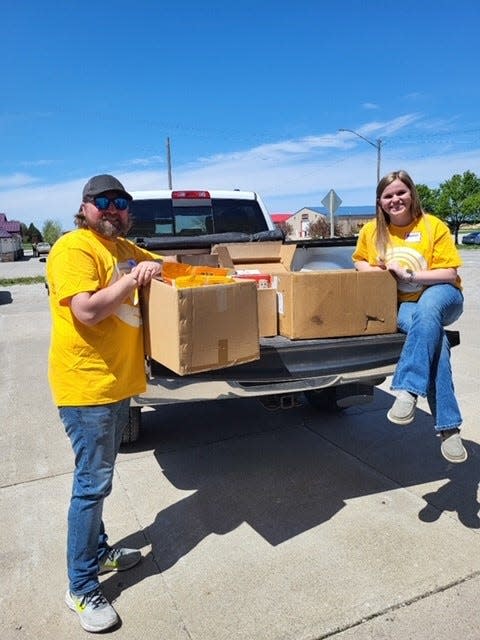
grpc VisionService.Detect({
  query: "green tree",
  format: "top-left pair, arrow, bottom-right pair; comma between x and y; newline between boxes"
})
27,223 -> 42,244
435,171 -> 480,243
20,222 -> 29,242
42,219 -> 63,245
462,192 -> 480,222
416,183 -> 439,213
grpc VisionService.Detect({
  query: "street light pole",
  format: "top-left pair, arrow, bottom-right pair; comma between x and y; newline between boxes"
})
338,128 -> 383,184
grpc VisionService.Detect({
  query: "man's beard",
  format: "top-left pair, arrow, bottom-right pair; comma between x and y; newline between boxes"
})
90,215 -> 132,238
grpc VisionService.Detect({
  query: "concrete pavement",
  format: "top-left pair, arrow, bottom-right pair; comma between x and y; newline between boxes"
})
1,250 -> 479,639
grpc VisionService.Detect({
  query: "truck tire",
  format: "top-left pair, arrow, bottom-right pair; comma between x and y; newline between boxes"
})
121,406 -> 142,445
304,388 -> 339,412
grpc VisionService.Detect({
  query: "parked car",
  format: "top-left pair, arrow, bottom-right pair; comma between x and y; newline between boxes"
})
33,242 -> 51,257
462,231 -> 480,245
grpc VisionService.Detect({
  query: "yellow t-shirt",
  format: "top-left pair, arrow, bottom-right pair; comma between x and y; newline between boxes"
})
352,214 -> 462,302
47,229 -> 161,406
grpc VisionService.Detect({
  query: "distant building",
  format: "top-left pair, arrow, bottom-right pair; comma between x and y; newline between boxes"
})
270,213 -> 293,225
0,212 -> 21,235
271,206 -> 375,239
0,213 -> 23,261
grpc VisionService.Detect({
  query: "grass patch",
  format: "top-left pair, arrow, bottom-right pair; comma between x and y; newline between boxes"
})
0,276 -> 46,286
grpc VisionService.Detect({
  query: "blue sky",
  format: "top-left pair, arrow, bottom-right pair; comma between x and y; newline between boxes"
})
1,0 -> 480,231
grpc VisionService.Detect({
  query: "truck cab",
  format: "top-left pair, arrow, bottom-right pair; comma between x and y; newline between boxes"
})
128,189 -> 277,248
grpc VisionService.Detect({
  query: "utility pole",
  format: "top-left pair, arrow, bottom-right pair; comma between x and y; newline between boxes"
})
166,137 -> 173,189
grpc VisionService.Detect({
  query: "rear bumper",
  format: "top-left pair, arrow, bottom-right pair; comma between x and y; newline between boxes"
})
134,333 -> 406,406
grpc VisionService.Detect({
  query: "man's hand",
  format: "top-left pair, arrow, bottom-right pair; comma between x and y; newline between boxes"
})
130,261 -> 162,286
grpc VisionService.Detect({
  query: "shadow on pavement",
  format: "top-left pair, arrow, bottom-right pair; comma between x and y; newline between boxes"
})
107,391 -> 480,600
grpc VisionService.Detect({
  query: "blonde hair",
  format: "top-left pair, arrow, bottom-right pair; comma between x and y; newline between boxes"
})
375,169 -> 424,259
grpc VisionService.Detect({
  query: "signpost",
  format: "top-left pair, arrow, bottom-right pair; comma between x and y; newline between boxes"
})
321,189 -> 342,237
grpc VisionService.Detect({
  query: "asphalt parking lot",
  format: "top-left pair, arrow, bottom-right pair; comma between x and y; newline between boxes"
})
1,250 -> 480,639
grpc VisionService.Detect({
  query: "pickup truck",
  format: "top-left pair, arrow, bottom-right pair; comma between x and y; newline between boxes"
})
121,188 -> 409,444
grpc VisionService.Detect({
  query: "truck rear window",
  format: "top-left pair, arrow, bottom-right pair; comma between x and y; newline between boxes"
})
128,198 -> 268,239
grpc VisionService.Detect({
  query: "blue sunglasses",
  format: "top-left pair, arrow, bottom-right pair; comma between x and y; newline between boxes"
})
93,196 -> 129,211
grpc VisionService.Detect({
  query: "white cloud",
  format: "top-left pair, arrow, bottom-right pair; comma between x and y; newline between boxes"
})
362,102 -> 379,110
20,159 -> 55,167
359,113 -> 422,137
126,155 -> 165,167
2,114 -> 480,229
0,173 -> 40,189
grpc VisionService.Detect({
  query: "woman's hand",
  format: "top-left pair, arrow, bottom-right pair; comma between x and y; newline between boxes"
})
354,260 -> 386,272
386,262 -> 458,286
385,261 -> 411,282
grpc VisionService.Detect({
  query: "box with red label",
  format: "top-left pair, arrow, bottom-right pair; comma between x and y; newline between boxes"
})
233,272 -> 273,289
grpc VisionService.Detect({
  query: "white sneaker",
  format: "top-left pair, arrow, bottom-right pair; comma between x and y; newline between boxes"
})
387,391 -> 417,425
440,429 -> 468,463
65,587 -> 118,633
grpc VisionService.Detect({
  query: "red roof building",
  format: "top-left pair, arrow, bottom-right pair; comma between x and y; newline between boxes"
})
270,213 -> 293,224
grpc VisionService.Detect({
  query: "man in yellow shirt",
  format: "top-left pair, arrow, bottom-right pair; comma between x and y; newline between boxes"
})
47,174 -> 162,633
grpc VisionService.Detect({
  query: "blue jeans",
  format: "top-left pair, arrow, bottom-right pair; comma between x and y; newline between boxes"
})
392,284 -> 463,431
59,399 -> 130,595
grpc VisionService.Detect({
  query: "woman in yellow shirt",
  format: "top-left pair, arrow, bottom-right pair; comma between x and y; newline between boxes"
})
352,170 -> 466,463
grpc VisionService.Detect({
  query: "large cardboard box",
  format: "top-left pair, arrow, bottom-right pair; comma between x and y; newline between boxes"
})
275,270 -> 397,339
142,278 -> 260,375
213,242 -> 294,337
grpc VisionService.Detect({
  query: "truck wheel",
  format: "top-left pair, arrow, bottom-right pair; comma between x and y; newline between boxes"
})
121,406 -> 142,445
304,388 -> 339,412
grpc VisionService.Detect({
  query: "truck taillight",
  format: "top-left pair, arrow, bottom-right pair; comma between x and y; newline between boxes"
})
172,190 -> 211,199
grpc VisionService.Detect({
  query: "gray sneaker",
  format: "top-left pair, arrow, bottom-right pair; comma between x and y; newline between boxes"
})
440,429 -> 467,463
99,547 -> 142,574
387,391 -> 417,425
65,587 -> 118,633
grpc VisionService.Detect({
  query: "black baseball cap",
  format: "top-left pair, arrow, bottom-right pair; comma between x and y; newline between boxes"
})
82,174 -> 133,201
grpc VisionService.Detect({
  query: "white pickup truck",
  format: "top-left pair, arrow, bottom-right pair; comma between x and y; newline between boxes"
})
123,189 -> 408,443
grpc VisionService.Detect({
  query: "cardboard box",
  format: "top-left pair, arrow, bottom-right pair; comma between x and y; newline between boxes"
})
275,270 -> 397,339
213,241 -> 295,275
257,288 -> 278,337
232,272 -> 277,337
213,242 -> 294,337
174,252 -> 220,267
142,278 -> 260,375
